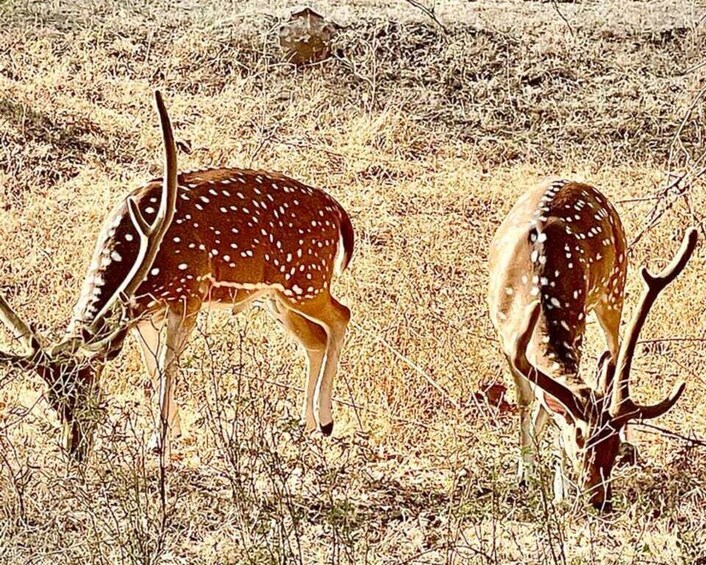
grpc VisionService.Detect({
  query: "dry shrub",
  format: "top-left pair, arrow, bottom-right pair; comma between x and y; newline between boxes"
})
0,0 -> 705,563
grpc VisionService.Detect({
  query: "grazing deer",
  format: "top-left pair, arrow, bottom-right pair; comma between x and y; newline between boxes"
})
0,92 -> 354,460
488,179 -> 696,511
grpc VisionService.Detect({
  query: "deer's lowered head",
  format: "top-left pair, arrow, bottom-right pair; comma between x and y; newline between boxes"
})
0,91 -> 177,460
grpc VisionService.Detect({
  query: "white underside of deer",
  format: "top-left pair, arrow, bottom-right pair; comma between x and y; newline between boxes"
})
0,92 -> 354,461
488,178 -> 694,510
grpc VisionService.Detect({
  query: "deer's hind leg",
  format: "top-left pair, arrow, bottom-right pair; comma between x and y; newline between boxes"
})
275,291 -> 350,436
265,300 -> 328,433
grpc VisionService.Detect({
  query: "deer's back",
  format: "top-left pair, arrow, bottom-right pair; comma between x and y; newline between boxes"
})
489,179 -> 627,363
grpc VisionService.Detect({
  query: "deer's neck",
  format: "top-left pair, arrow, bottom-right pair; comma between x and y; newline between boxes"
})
531,303 -> 584,380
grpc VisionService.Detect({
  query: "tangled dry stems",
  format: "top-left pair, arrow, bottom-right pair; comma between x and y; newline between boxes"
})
0,0 -> 705,563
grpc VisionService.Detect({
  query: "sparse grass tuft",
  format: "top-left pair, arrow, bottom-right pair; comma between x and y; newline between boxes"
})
0,0 -> 705,563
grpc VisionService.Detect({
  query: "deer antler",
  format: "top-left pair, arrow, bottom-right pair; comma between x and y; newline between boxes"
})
0,293 -> 42,369
611,228 -> 698,423
511,301 -> 587,421
0,294 -> 39,352
84,90 -> 178,346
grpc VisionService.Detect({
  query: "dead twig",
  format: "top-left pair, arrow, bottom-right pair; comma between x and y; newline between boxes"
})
637,337 -> 706,345
551,0 -> 575,37
634,422 -> 706,449
402,0 -> 448,34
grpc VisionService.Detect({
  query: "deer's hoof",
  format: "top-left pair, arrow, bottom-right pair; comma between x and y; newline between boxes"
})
320,421 -> 334,437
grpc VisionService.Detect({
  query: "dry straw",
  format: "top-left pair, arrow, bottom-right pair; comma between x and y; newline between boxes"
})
0,0 -> 705,563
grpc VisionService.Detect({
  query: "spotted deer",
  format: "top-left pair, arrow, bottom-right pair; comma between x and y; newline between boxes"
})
0,92 -> 354,460
488,179 -> 696,511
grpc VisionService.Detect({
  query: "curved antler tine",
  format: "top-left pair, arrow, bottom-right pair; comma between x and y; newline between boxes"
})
614,382 -> 686,426
87,91 -> 178,337
0,294 -> 39,353
612,228 -> 698,418
510,301 -> 586,421
127,197 -> 151,236
641,228 -> 698,288
120,90 -> 178,299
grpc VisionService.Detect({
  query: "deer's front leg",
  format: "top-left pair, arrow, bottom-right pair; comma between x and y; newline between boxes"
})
134,308 -> 196,457
511,364 -> 538,484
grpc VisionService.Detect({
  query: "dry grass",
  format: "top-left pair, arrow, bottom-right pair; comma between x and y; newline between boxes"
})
1,0 -> 706,563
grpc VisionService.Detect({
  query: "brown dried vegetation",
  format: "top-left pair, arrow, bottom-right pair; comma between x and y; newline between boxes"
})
0,1 -> 705,563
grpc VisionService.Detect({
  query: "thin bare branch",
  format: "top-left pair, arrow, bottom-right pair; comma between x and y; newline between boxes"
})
402,0 -> 447,33
551,0 -> 575,37
634,422 -> 706,449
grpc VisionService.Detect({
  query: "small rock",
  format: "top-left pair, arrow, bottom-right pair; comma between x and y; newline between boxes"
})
279,7 -> 339,65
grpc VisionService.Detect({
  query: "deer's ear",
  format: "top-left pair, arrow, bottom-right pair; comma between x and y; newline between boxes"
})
542,391 -> 567,415
597,350 -> 613,370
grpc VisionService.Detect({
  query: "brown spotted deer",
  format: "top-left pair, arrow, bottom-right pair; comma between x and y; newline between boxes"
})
0,92 -> 354,460
488,179 -> 696,511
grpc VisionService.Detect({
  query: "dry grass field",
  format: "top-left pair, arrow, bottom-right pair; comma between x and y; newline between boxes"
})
1,0 -> 706,563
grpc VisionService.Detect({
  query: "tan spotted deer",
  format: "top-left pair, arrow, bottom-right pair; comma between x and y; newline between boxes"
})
0,92 -> 354,460
488,179 -> 696,511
